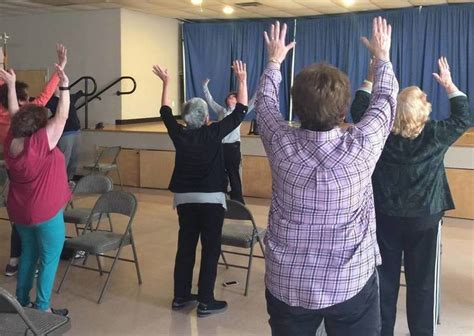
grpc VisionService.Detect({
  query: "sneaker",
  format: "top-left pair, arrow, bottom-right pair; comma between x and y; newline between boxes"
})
74,250 -> 86,259
172,294 -> 198,311
50,308 -> 69,317
197,300 -> 228,318
5,263 -> 18,277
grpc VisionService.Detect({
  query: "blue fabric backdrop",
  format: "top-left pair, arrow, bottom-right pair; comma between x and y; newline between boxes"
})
183,4 -> 473,122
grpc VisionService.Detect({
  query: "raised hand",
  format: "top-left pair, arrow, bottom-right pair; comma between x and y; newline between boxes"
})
264,21 -> 296,65
203,78 -> 210,86
56,44 -> 67,69
0,68 -> 16,87
152,64 -> 170,85
55,63 -> 69,87
232,60 -> 246,82
361,17 -> 391,61
432,57 -> 458,94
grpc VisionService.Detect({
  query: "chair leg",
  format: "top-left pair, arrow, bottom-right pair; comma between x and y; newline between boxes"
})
244,242 -> 255,296
257,236 -> 265,257
116,167 -> 123,190
130,236 -> 142,285
96,255 -> 104,276
220,251 -> 229,269
57,252 -> 76,293
97,247 -> 123,304
107,213 -> 114,232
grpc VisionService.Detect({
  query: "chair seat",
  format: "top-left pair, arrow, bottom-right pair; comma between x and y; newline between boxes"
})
65,231 -> 130,254
64,208 -> 101,224
221,223 -> 266,248
83,163 -> 118,172
0,307 -> 71,335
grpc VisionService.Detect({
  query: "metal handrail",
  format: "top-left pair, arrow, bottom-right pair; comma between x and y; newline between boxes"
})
68,76 -> 97,130
76,76 -> 137,129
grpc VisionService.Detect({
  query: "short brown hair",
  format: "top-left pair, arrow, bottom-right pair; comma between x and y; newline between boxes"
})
225,91 -> 237,107
291,63 -> 351,131
0,81 -> 29,109
11,104 -> 48,138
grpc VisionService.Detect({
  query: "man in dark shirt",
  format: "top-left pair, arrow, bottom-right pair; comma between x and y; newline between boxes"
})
47,88 -> 84,180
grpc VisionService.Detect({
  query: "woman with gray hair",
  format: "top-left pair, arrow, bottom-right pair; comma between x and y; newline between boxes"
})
152,60 -> 248,318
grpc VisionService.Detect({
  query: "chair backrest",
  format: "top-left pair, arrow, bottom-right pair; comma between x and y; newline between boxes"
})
73,175 -> 114,195
95,146 -> 121,165
85,191 -> 137,233
0,287 -> 41,335
224,199 -> 258,230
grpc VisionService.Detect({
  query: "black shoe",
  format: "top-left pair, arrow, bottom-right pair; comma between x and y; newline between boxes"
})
5,264 -> 18,277
197,300 -> 228,318
50,308 -> 69,317
172,294 -> 198,311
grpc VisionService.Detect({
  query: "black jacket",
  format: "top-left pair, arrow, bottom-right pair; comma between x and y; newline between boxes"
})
161,103 -> 247,193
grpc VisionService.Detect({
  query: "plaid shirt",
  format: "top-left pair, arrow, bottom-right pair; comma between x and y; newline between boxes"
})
255,60 -> 398,309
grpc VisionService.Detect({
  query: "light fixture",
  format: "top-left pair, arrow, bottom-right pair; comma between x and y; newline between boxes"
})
343,0 -> 355,6
191,0 -> 202,5
223,5 -> 234,15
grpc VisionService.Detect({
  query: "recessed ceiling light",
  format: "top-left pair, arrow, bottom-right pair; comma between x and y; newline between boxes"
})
223,6 -> 234,14
191,0 -> 202,5
343,0 -> 355,6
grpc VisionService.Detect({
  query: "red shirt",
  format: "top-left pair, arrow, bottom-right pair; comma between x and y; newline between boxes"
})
4,127 -> 71,225
0,73 -> 59,146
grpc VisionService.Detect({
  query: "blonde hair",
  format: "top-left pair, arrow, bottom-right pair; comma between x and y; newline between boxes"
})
392,86 -> 431,139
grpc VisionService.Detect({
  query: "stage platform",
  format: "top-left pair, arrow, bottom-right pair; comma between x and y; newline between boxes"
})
78,123 -> 474,219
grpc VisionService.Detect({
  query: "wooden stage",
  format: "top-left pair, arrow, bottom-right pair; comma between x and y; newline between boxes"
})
81,123 -> 474,219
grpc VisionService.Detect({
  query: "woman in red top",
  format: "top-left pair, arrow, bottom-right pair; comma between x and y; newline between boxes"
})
0,44 -> 71,315
2,45 -> 66,277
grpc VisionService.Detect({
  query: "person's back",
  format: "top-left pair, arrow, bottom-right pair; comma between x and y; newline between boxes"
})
256,18 -> 398,336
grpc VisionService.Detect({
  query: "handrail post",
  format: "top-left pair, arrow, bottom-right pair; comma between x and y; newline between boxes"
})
84,79 -> 89,129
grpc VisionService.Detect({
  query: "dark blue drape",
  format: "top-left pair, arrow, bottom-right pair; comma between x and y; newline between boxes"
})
184,4 -> 473,122
294,4 -> 474,122
184,20 -> 295,120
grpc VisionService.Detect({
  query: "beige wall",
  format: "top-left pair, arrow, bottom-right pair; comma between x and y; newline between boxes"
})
0,9 -> 122,127
120,9 -> 181,119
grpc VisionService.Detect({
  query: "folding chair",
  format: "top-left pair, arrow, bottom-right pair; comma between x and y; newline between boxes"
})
64,175 -> 114,236
0,287 -> 70,336
57,191 -> 142,304
219,199 -> 266,296
83,146 -> 123,189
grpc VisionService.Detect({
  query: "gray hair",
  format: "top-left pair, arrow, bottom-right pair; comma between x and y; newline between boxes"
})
182,98 -> 209,129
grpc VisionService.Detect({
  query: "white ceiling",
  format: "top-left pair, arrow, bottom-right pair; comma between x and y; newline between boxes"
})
0,0 -> 472,20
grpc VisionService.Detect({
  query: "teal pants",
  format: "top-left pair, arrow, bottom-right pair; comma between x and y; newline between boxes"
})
15,210 -> 65,311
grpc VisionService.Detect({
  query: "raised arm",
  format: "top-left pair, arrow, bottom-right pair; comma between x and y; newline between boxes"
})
0,68 -> 19,116
432,57 -> 470,146
355,17 -> 399,152
202,79 -> 226,117
255,21 -> 296,143
46,64 -> 70,150
210,60 -> 248,140
152,64 -> 180,135
350,57 -> 375,123
33,44 -> 67,106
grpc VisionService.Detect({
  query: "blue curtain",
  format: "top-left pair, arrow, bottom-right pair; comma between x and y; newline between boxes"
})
184,4 -> 473,122
184,20 -> 295,120
294,4 -> 474,122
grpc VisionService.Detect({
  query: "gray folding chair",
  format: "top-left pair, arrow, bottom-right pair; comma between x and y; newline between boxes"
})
219,199 -> 266,296
64,175 -> 114,236
57,191 -> 142,304
0,167 -> 11,222
83,146 -> 123,189
0,287 -> 70,336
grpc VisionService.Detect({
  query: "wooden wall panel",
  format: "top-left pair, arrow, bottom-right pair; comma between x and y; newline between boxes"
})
140,150 -> 175,189
107,149 -> 140,187
242,155 -> 272,199
445,168 -> 474,219
15,70 -> 47,97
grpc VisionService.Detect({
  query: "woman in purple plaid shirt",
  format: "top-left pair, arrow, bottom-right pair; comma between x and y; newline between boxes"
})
255,18 -> 399,336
